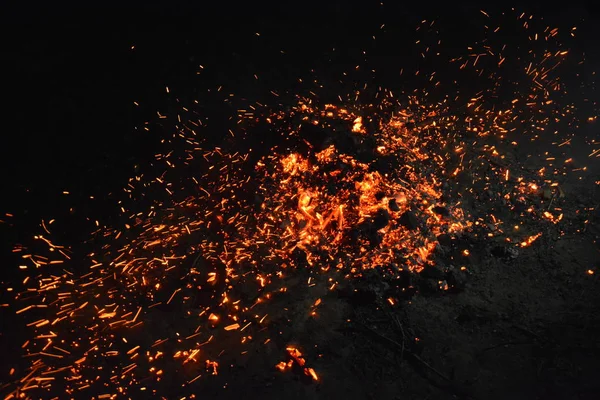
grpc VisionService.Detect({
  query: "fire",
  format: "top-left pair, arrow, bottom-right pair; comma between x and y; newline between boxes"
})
352,116 -> 366,134
1,9 -> 589,399
275,347 -> 319,381
520,233 -> 543,247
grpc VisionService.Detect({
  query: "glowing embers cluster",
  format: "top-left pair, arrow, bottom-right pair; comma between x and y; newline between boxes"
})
253,128 -> 467,275
276,347 -> 318,381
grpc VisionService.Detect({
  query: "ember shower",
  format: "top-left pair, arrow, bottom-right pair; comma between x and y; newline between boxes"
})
1,10 -> 594,399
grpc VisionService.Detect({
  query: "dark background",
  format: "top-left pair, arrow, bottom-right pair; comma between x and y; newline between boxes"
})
0,0 -> 598,265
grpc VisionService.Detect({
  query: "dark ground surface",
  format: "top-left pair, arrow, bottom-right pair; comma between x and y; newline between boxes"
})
1,1 -> 600,399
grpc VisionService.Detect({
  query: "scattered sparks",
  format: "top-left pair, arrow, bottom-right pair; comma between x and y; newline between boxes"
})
2,9 -> 593,399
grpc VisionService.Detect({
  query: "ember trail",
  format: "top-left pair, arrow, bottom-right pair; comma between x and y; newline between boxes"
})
1,9 -> 595,400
